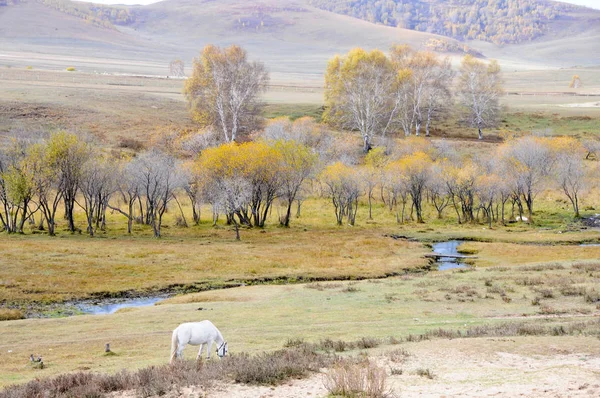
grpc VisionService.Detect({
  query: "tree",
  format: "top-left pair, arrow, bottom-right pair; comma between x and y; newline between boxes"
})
169,59 -> 185,77
500,136 -> 553,223
457,55 -> 503,140
362,147 -> 388,220
552,137 -> 586,218
108,159 -> 139,234
133,150 -> 182,238
0,139 -> 37,234
28,142 -> 63,236
397,152 -> 432,223
320,162 -> 361,226
184,45 -> 269,143
45,131 -> 90,233
422,56 -> 454,137
215,177 -> 251,240
77,157 -> 116,236
272,140 -> 317,227
324,48 -> 396,152
569,75 -> 582,89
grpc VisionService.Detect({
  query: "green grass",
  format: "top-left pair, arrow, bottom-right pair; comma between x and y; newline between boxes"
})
262,103 -> 324,121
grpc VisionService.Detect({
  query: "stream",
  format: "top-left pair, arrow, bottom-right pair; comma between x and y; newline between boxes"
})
76,297 -> 166,315
431,240 -> 469,271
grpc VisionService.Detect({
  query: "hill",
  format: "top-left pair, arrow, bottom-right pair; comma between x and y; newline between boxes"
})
0,0 -> 599,81
307,0 -> 600,45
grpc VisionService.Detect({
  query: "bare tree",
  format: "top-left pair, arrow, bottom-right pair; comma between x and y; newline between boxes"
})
501,136 -> 553,223
423,57 -> 454,137
554,139 -> 587,218
169,59 -> 185,77
215,177 -> 252,240
184,45 -> 269,143
77,157 -> 116,236
133,150 -> 183,238
105,159 -> 141,234
457,56 -> 503,140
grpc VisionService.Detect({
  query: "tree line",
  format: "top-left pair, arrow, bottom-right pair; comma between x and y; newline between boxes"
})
0,44 -> 597,239
1,126 -> 597,239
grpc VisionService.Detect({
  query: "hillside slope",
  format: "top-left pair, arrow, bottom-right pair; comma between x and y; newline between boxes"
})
0,0 -> 599,80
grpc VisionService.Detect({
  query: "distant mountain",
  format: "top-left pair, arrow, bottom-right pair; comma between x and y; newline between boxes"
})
307,0 -> 600,45
1,0 -> 599,78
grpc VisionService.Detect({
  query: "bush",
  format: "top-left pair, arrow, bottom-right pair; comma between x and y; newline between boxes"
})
118,138 -> 145,151
227,347 -> 327,385
324,358 -> 390,398
0,309 -> 25,321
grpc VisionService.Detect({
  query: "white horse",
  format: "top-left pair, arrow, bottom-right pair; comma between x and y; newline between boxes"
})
170,320 -> 228,364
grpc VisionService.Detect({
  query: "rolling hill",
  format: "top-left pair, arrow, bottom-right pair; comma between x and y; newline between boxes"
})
0,0 -> 599,82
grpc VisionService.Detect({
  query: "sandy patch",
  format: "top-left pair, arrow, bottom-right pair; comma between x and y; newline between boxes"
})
109,336 -> 600,398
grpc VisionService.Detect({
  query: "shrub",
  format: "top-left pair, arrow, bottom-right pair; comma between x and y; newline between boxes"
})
324,358 -> 390,398
227,348 -> 326,385
118,138 -> 145,151
415,368 -> 435,379
356,337 -> 380,350
0,309 -> 25,321
387,348 -> 410,363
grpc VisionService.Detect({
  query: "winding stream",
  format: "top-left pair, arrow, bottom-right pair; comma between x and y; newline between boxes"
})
431,240 -> 469,271
76,297 -> 165,315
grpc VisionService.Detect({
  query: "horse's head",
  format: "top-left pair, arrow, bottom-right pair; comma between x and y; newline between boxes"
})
217,341 -> 228,358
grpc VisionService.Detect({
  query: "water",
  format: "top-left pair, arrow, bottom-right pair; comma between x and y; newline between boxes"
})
581,243 -> 600,247
431,240 -> 469,271
77,297 -> 165,315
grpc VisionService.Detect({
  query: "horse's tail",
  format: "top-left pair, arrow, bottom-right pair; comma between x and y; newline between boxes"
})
169,328 -> 178,364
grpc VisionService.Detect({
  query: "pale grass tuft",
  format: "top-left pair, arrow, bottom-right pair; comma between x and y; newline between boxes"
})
324,358 -> 391,398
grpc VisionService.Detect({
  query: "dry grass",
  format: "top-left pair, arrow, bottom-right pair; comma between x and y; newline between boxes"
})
1,261 -> 599,387
0,346 -> 329,398
324,358 -> 390,398
0,217 -> 426,306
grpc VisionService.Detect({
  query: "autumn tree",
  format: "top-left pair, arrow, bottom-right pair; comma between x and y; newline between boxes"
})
569,75 -> 582,89
184,45 -> 269,143
320,162 -> 361,225
362,147 -> 388,219
0,138 -> 37,233
457,56 -> 503,140
397,152 -> 432,223
384,160 -> 409,223
45,131 -> 90,233
272,140 -> 318,227
324,48 -> 396,152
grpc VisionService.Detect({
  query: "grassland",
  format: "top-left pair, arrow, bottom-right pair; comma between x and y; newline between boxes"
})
1,17 -> 600,393
0,261 -> 599,389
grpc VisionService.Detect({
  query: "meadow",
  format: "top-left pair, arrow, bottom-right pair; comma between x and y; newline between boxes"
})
1,60 -> 600,396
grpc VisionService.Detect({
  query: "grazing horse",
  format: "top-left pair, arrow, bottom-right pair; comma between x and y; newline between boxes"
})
170,320 -> 228,363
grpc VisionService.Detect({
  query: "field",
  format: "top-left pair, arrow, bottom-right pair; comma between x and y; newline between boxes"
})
2,1 -> 600,395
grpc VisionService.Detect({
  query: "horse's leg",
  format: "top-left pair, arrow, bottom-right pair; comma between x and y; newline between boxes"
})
206,341 -> 213,360
177,342 -> 185,360
196,344 -> 204,361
